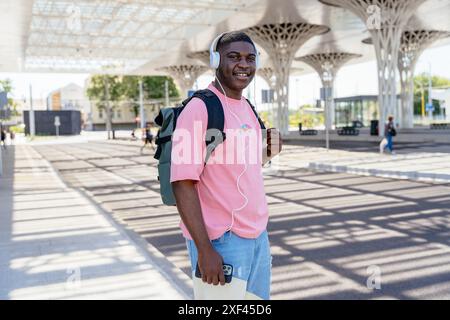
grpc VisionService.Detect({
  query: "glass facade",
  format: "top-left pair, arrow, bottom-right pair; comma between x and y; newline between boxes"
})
334,96 -> 385,127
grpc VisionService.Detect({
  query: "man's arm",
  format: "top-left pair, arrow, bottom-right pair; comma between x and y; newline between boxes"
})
172,180 -> 225,286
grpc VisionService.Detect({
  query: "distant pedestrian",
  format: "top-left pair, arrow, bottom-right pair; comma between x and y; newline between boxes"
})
380,116 -> 396,154
1,129 -> 6,149
140,123 -> 155,154
131,129 -> 136,140
9,131 -> 15,146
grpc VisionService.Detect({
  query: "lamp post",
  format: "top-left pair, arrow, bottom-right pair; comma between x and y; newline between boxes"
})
322,62 -> 333,150
139,79 -> 145,129
428,62 -> 433,121
29,84 -> 35,138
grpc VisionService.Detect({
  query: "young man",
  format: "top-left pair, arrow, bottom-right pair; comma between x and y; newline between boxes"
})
170,31 -> 282,300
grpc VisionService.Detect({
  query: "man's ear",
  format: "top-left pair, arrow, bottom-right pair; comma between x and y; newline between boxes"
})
216,63 -> 224,78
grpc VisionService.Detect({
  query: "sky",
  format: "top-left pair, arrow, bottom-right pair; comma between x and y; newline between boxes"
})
1,43 -> 450,109
0,72 -> 89,102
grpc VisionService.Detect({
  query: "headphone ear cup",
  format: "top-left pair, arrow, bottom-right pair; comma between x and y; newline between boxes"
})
210,52 -> 220,69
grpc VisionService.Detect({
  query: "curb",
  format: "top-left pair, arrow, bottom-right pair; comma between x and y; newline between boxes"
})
308,162 -> 450,183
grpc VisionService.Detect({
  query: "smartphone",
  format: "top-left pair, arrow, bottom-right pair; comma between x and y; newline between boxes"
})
265,128 -> 276,157
195,263 -> 233,283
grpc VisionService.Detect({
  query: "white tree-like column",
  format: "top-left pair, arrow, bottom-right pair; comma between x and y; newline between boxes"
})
257,67 -> 277,126
257,67 -> 302,127
258,67 -> 303,89
363,29 -> 450,128
157,65 -> 209,98
257,67 -> 277,89
398,30 -> 450,128
244,22 -> 330,135
186,50 -> 211,67
319,0 -> 426,136
295,52 -> 362,129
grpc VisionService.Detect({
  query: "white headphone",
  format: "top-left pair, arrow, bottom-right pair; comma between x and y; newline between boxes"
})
209,32 -> 260,70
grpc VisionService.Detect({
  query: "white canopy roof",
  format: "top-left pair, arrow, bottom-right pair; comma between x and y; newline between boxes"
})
0,0 -> 449,75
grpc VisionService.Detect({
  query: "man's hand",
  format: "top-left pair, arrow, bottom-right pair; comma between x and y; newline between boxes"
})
197,246 -> 226,286
172,180 -> 225,286
263,128 -> 282,165
267,128 -> 282,158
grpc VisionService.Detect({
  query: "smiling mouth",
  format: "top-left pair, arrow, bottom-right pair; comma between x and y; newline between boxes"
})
233,71 -> 250,78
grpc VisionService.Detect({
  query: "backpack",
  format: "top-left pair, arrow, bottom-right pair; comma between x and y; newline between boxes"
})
387,123 -> 397,137
153,89 -> 266,206
389,127 -> 397,137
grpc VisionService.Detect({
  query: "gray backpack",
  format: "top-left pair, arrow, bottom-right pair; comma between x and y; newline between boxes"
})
154,89 -> 265,206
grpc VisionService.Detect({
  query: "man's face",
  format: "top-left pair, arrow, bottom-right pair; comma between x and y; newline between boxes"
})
217,41 -> 257,91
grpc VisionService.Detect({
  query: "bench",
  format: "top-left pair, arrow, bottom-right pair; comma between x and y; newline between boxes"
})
430,123 -> 450,130
300,129 -> 318,136
337,126 -> 360,136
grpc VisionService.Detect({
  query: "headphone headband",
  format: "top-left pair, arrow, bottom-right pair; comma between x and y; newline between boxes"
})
209,32 -> 260,70
209,32 -> 226,69
210,32 -> 226,56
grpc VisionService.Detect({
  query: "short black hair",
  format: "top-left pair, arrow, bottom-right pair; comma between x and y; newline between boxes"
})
216,31 -> 256,52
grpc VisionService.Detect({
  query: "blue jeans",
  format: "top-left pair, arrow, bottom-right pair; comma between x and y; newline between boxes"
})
384,135 -> 393,152
186,230 -> 272,300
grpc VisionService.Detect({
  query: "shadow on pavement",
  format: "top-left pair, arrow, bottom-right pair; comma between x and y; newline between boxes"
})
34,141 -> 450,299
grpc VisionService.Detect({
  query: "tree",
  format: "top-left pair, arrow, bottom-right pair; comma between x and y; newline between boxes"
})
87,75 -> 179,107
141,76 -> 179,100
86,75 -> 180,136
121,76 -> 141,117
290,105 -> 325,129
413,73 -> 450,116
0,79 -> 19,118
86,75 -> 122,139
0,79 -> 13,93
117,75 -> 179,117
259,111 -> 273,128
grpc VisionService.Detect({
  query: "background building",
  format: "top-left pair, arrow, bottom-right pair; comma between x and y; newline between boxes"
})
47,83 -> 92,130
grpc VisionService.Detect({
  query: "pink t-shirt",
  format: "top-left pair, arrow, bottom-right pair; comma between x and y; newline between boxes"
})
170,83 -> 269,240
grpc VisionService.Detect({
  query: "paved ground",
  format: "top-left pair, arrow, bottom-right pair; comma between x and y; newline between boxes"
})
28,139 -> 450,299
0,145 -> 189,300
285,140 -> 450,154
280,141 -> 450,183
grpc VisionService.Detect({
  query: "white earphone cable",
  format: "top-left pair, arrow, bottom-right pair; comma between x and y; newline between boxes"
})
215,77 -> 249,232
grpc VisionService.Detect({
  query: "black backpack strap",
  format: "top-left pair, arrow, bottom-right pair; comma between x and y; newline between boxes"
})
190,89 -> 226,163
192,89 -> 225,133
245,98 -> 266,130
